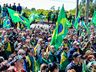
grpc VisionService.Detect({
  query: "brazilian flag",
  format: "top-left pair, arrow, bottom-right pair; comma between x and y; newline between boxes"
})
3,16 -> 11,29
26,55 -> 40,72
60,51 -> 69,71
19,16 -> 30,29
50,5 -> 71,50
8,8 -> 30,29
7,8 -> 21,23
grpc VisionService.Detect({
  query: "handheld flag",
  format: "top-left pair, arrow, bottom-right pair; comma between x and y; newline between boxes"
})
3,16 -> 11,29
20,16 -> 30,29
8,8 -> 30,29
50,5 -> 71,50
60,52 -> 69,70
7,8 -> 21,23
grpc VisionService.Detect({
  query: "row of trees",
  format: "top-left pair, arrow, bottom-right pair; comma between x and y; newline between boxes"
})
23,7 -> 59,22
80,0 -> 96,16
22,0 -> 96,21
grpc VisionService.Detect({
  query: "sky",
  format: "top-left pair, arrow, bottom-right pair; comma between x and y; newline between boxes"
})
0,0 -> 81,11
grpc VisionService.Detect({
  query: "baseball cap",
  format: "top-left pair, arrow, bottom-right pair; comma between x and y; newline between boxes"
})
73,41 -> 79,45
72,52 -> 81,58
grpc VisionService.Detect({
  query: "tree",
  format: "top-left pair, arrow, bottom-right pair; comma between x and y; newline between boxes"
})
31,8 -> 36,11
80,0 -> 95,16
93,0 -> 96,9
23,8 -> 32,17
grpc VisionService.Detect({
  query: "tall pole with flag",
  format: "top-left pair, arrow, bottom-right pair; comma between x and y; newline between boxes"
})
86,0 -> 89,25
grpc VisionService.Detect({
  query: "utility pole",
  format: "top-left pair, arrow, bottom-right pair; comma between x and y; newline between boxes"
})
76,0 -> 79,18
86,0 -> 89,24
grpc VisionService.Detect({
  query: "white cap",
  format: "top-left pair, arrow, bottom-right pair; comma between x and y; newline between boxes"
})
18,49 -> 25,54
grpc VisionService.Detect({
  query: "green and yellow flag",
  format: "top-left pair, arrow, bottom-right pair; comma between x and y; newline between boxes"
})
60,51 -> 69,70
8,8 -> 30,29
3,16 -> 11,29
7,8 -> 21,23
20,16 -> 30,29
50,5 -> 71,50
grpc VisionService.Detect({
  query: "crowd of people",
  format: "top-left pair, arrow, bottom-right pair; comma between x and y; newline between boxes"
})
0,24 -> 96,72
0,3 -> 96,72
0,3 -> 23,29
0,3 -> 59,29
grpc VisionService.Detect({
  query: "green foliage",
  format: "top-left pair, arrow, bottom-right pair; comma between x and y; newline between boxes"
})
36,9 -> 44,14
31,8 -> 36,11
68,9 -> 76,15
22,1 -> 95,22
23,8 -> 32,17
80,0 -> 95,16
67,0 -> 96,17
42,10 -> 50,18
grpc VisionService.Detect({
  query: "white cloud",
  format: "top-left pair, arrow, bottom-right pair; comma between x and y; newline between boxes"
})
0,0 -> 77,11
